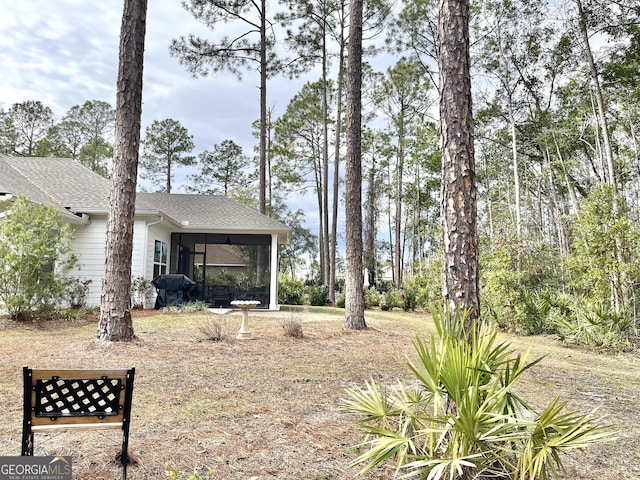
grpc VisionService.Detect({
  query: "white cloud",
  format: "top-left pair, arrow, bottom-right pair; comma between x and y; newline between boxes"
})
1,0 -> 326,234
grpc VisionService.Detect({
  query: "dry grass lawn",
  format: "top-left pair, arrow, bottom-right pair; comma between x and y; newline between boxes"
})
0,307 -> 638,479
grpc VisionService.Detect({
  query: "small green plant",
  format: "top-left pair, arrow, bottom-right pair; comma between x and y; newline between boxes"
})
179,301 -> 209,312
343,307 -> 615,479
161,301 -> 208,313
40,306 -> 84,321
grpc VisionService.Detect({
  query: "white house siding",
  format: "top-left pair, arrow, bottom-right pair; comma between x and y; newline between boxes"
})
131,218 -> 147,279
68,216 -> 108,307
68,217 -> 170,308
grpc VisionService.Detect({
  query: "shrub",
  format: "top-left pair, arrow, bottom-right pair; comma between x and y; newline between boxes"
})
343,308 -> 615,479
307,284 -> 329,306
199,317 -> 227,341
66,278 -> 92,308
363,287 -> 381,308
380,287 -> 404,311
336,290 -> 346,308
514,289 -> 555,335
162,301 -> 208,313
554,300 -> 633,350
278,276 -> 305,305
131,276 -> 155,309
179,301 -> 208,312
281,315 -> 304,339
0,195 -> 78,319
403,259 -> 442,310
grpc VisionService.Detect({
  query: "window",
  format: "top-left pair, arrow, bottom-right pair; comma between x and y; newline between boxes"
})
153,240 -> 168,278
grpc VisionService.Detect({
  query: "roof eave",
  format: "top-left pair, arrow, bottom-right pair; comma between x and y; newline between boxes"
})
177,224 -> 291,244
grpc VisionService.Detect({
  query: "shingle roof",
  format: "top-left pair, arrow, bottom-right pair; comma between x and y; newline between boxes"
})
0,155 -> 290,242
138,192 -> 291,235
0,154 -> 111,210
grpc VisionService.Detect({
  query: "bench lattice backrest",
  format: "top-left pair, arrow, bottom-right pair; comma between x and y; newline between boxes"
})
22,367 -> 135,480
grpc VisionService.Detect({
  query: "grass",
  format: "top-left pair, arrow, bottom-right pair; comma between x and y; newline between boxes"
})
0,308 -> 638,479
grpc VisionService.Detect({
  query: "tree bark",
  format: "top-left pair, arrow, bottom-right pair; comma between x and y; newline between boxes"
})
438,0 -> 479,323
256,0 -> 268,286
98,0 -> 147,341
321,27 -> 330,288
329,24 -> 345,304
575,0 -> 616,188
344,0 -> 366,330
394,119 -> 405,288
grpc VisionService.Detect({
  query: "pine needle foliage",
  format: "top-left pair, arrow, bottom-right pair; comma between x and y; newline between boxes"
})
343,308 -> 615,479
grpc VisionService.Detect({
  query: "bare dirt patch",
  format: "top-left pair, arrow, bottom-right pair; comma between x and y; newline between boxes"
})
0,308 -> 638,479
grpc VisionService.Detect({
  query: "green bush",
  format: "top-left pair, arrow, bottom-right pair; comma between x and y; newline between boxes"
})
162,301 -> 208,313
380,287 -> 404,311
278,276 -> 305,305
336,290 -> 346,308
343,308 -> 615,479
363,287 -> 381,308
403,259 -> 443,310
336,288 -> 379,310
554,300 -> 633,350
0,195 -> 78,320
307,284 -> 329,306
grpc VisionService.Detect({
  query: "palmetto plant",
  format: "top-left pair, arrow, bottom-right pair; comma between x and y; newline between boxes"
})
343,309 -> 614,479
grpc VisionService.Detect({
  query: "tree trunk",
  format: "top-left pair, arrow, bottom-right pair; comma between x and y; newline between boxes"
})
364,152 -> 379,289
394,121 -> 405,288
259,0 -> 268,213
438,0 -> 479,324
167,158 -> 172,193
575,0 -> 616,188
344,0 -> 366,330
321,29 -> 330,288
98,0 -> 147,342
256,0 -> 268,286
329,12 -> 346,305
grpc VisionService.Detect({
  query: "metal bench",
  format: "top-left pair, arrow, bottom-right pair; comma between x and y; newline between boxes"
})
22,366 -> 135,480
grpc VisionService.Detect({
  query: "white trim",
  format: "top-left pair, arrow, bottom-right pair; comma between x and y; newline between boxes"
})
269,233 -> 279,310
143,216 -> 164,277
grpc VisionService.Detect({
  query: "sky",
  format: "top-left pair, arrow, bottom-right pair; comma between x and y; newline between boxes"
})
0,0 -> 312,186
0,0 -> 405,250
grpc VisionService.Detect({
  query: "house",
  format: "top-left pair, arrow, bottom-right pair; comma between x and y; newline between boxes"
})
0,154 -> 291,310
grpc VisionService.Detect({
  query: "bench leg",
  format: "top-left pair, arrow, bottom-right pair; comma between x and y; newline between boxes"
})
121,439 -> 128,480
21,431 -> 33,456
